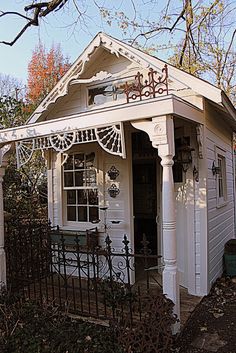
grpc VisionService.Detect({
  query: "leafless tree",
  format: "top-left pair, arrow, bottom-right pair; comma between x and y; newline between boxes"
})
1,1 -> 236,102
0,73 -> 25,100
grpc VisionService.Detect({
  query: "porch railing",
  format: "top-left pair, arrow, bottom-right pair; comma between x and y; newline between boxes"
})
5,219 -> 164,324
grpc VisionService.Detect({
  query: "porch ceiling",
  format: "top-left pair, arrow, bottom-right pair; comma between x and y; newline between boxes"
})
0,94 -> 203,146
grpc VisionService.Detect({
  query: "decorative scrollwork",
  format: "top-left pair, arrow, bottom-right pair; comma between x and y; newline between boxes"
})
95,124 -> 125,157
16,139 -> 35,168
108,183 -> 120,198
49,131 -> 76,152
124,64 -> 169,103
107,165 -> 120,180
16,123 -> 126,168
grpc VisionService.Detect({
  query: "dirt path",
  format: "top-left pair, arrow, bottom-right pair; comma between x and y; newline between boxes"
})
173,277 -> 236,353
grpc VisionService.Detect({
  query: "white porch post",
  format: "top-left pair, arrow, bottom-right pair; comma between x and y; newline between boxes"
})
0,167 -> 6,288
132,115 -> 180,327
158,149 -> 180,318
152,117 -> 180,326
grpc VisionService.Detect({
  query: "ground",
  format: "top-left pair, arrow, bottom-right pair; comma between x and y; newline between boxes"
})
173,277 -> 236,352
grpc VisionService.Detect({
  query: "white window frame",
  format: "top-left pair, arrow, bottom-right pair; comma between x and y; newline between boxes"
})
215,146 -> 227,208
86,75 -> 135,109
62,150 -> 99,228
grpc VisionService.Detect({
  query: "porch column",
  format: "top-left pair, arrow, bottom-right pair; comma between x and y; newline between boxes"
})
132,116 -> 180,324
152,117 -> 180,325
158,149 -> 180,317
0,167 -> 6,288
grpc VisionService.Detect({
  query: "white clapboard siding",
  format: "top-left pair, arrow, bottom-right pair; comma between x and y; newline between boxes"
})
48,86 -> 83,120
206,123 -> 234,285
47,151 -> 59,227
82,47 -> 135,77
102,150 -> 132,253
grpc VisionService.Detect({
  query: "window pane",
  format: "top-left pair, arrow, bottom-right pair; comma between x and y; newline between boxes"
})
67,190 -> 76,204
218,158 -> 222,176
64,155 -> 73,170
86,170 -> 96,186
75,171 -> 85,186
78,207 -> 87,221
78,190 -> 87,204
67,206 -> 76,221
88,189 -> 98,205
64,172 -> 74,187
85,152 -> 95,168
88,85 -> 113,105
74,154 -> 84,169
89,207 -> 99,222
219,179 -> 223,198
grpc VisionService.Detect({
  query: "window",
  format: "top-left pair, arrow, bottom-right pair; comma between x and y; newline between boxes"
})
215,148 -> 227,207
88,83 -> 126,106
63,153 -> 99,223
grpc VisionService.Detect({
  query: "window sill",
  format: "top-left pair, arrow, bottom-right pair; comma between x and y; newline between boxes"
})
216,200 -> 228,209
62,222 -> 98,231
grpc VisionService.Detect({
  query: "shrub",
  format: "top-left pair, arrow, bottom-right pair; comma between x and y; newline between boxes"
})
0,293 -> 121,353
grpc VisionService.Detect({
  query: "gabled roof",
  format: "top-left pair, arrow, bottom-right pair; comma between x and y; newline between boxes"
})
27,32 -> 235,125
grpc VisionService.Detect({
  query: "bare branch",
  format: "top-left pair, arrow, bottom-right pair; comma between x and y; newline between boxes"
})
0,11 -> 32,21
0,0 -> 69,46
0,19 -> 37,46
221,29 -> 236,78
130,1 -> 187,45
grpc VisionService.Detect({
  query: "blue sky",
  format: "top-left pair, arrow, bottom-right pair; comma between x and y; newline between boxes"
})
0,1 -> 138,84
1,1 -> 234,88
0,1 -> 178,86
0,4 -> 98,83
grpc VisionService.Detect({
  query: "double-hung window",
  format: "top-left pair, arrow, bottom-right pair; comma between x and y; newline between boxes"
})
215,147 -> 227,207
63,153 -> 99,223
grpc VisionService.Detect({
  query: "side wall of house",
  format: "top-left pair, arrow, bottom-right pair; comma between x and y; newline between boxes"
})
205,101 -> 235,286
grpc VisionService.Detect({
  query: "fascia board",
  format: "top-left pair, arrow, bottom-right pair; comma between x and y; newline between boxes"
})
0,95 -> 203,145
221,92 -> 236,130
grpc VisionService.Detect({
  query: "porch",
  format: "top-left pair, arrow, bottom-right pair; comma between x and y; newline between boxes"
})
5,219 -> 201,328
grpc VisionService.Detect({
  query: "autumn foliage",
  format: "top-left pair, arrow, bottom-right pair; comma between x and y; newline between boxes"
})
27,43 -> 70,106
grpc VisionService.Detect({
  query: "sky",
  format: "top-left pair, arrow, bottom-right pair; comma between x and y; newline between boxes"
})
0,1 -> 235,90
0,0 -> 179,88
0,4 -> 96,83
0,1 -> 139,85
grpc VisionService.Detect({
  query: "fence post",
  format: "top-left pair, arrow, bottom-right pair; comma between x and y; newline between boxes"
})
105,235 -> 116,318
122,235 -> 133,323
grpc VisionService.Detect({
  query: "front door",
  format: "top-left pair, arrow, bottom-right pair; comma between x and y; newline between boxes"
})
132,132 -> 159,255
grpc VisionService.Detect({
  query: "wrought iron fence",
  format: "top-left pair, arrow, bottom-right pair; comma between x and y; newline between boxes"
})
5,219 -> 164,324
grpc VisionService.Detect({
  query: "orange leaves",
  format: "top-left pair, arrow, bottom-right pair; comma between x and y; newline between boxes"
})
27,43 -> 70,106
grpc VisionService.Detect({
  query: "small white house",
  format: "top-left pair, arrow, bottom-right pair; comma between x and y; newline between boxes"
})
0,33 -> 236,321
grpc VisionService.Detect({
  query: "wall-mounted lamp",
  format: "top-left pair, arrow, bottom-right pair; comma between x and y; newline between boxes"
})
212,161 -> 220,176
175,138 -> 194,173
108,184 -> 120,198
107,165 -> 119,180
